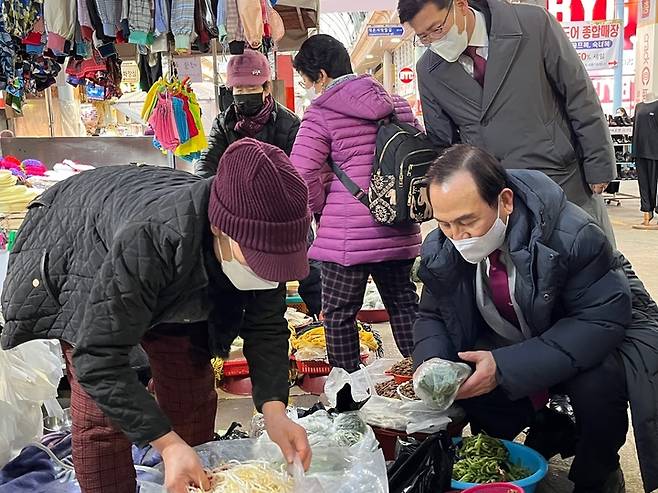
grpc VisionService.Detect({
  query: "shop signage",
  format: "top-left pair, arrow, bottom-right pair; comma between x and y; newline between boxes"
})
398,67 -> 415,84
591,74 -> 636,114
635,25 -> 657,102
368,25 -> 405,37
639,0 -> 658,25
561,20 -> 623,70
175,57 -> 203,83
547,0 -> 637,50
121,61 -> 139,84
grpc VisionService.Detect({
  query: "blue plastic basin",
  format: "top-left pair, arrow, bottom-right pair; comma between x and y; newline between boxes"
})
451,439 -> 549,493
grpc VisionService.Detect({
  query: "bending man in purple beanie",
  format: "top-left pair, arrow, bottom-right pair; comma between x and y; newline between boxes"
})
1,139 -> 313,493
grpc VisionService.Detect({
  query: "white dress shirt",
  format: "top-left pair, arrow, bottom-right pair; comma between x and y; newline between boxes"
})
458,9 -> 489,79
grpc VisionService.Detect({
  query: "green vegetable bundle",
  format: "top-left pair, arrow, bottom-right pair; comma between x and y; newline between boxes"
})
413,358 -> 471,411
452,434 -> 531,484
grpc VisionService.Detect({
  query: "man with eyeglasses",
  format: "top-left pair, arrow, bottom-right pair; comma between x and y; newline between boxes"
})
397,0 -> 617,246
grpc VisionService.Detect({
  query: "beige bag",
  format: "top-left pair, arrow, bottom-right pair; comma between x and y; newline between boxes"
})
267,4 -> 285,43
237,0 -> 263,48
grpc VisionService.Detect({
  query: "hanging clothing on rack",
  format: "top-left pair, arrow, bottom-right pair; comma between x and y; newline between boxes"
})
43,0 -> 77,53
0,16 -> 14,90
171,0 -> 195,52
128,0 -> 155,44
216,0 -> 227,39
2,0 -> 42,38
237,0 -> 262,48
142,77 -> 208,161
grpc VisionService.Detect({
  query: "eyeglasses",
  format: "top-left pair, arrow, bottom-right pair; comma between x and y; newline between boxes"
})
413,0 -> 455,47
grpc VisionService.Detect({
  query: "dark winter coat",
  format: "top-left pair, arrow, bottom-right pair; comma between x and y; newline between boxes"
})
0,166 -> 291,446
417,0 -> 616,241
414,169 -> 658,491
194,101 -> 300,178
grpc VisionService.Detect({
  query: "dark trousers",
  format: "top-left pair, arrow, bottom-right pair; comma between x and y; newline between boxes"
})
461,353 -> 628,490
298,259 -> 322,318
637,158 -> 658,214
321,259 -> 418,372
61,328 -> 216,493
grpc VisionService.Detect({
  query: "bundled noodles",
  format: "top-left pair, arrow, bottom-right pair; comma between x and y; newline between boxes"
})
188,461 -> 293,493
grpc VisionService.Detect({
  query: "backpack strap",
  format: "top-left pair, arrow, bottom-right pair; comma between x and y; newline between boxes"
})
327,156 -> 369,207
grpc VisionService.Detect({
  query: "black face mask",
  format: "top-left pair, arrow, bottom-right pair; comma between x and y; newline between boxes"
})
234,93 -> 265,117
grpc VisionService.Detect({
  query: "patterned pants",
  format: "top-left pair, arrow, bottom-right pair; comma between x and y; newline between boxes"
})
61,327 -> 216,493
321,260 -> 418,371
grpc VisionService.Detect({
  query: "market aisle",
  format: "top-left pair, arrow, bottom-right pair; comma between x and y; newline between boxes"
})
216,182 -> 651,492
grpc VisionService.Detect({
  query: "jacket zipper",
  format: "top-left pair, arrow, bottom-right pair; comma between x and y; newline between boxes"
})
379,129 -> 406,165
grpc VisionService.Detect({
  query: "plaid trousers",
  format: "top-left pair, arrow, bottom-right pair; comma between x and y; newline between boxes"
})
61,326 -> 216,493
321,260 -> 418,371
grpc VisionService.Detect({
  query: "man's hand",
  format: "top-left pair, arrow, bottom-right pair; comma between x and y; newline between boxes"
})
455,351 -> 498,400
152,431 -> 209,493
590,183 -> 609,194
263,401 -> 312,471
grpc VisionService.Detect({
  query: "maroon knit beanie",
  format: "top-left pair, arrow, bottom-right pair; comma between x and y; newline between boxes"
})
226,49 -> 271,88
208,138 -> 311,282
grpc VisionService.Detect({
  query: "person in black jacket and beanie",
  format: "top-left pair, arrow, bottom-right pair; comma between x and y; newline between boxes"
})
195,49 -> 300,178
0,139 -> 313,493
196,48 -> 323,318
415,145 -> 658,492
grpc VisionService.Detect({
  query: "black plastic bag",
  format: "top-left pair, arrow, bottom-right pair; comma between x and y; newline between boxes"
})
387,432 -> 454,493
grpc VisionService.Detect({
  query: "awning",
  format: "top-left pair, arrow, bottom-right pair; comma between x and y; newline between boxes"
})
275,0 -> 319,52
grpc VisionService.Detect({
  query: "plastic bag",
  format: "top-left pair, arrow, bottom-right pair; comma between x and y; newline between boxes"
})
387,432 -> 454,493
148,438 -> 388,493
413,358 -> 471,412
334,359 -> 454,435
362,283 -> 385,310
325,366 -> 374,409
0,340 -> 64,467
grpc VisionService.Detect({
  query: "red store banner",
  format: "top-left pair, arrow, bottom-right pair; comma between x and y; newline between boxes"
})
546,0 -> 638,50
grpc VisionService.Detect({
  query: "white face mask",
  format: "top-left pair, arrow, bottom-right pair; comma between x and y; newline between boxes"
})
305,86 -> 318,101
429,5 -> 469,63
219,237 -> 278,291
449,199 -> 508,264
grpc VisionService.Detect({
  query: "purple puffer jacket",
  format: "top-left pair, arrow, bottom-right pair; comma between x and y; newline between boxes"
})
290,75 -> 422,267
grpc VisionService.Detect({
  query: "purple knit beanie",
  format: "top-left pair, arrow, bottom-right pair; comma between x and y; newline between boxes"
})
226,50 -> 271,88
208,138 -> 311,282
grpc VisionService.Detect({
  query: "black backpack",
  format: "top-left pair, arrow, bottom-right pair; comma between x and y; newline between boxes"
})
329,115 -> 438,226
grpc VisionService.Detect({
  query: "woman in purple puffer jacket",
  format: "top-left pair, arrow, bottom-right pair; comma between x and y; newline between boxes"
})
291,34 -> 422,372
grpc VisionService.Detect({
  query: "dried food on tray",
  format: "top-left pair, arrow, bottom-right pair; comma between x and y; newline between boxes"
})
374,379 -> 400,399
397,380 -> 420,401
388,357 -> 413,376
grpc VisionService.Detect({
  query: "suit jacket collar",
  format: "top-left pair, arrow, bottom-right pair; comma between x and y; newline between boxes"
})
425,0 -> 523,118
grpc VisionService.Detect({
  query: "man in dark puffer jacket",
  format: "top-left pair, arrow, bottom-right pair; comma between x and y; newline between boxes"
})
414,145 -> 658,493
0,139 -> 313,493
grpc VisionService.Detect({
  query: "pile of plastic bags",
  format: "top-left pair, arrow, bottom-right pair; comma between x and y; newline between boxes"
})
0,340 -> 64,468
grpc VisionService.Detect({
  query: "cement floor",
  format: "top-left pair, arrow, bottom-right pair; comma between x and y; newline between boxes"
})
216,180 -> 656,493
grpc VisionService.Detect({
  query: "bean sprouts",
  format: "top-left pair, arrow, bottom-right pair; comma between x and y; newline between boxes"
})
187,461 -> 294,493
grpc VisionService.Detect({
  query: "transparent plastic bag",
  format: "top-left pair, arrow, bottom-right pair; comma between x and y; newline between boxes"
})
0,340 -> 64,467
412,358 -> 472,412
149,438 -> 388,493
294,346 -> 329,362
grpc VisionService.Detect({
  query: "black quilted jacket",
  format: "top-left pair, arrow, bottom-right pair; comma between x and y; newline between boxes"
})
0,166 -> 291,445
194,101 -> 300,178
